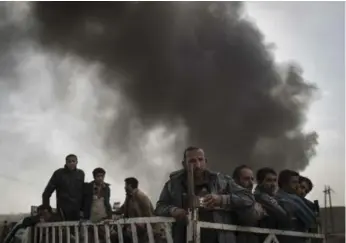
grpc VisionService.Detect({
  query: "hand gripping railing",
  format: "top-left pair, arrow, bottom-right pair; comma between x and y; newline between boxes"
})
33,215 -> 326,243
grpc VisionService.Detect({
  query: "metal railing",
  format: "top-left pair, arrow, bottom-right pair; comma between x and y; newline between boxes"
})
33,214 -> 326,243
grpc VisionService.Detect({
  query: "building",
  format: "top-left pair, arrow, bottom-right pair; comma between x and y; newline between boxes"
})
320,206 -> 345,243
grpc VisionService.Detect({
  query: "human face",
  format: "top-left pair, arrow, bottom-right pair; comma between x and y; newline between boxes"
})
238,168 -> 254,190
184,149 -> 207,177
65,156 -> 77,170
94,173 -> 105,185
288,175 -> 300,194
125,183 -> 132,194
298,181 -> 310,197
261,173 -> 277,195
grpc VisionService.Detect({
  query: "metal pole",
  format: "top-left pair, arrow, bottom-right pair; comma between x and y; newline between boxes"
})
187,163 -> 197,243
323,185 -> 327,234
327,186 -> 334,233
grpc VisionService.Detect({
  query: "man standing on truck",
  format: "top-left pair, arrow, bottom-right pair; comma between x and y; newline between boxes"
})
42,154 -> 85,221
155,146 -> 262,243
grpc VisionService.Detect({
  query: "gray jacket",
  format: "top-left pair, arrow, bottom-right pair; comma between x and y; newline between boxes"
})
155,169 -> 261,243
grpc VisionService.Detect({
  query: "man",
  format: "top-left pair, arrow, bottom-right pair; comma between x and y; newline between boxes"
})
275,170 -> 316,242
155,146 -> 261,243
297,176 -> 313,199
42,154 -> 85,221
0,221 -> 10,243
232,165 -> 254,191
116,177 -> 157,243
232,165 -> 264,243
254,168 -> 290,229
83,167 -> 112,222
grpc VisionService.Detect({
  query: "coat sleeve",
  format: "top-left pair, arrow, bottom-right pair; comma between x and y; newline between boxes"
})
42,170 -> 60,207
219,176 -> 263,225
255,192 -> 291,226
155,181 -> 177,217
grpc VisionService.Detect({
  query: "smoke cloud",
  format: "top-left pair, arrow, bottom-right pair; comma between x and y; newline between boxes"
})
0,2 -> 320,213
31,2 -> 318,173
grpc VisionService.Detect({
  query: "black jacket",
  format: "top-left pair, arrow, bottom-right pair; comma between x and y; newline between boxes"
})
42,166 -> 85,215
82,181 -> 112,220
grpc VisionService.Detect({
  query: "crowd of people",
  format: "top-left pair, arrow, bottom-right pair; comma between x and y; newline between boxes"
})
1,147 -> 320,243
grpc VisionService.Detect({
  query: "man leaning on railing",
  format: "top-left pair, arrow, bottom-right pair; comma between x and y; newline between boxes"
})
155,146 -> 262,243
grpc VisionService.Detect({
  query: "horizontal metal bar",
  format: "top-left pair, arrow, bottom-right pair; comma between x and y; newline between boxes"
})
197,221 -> 325,239
36,216 -> 175,227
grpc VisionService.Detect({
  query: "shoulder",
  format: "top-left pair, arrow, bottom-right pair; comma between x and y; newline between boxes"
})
169,169 -> 185,179
76,169 -> 85,175
53,168 -> 64,176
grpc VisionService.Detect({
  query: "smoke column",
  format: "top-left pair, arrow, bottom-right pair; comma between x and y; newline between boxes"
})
31,2 -> 318,174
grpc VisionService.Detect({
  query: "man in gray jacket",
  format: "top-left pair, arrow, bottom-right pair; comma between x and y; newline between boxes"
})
155,146 -> 262,243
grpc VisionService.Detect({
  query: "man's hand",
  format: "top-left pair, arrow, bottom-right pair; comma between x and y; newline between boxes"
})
203,194 -> 222,208
170,208 -> 187,221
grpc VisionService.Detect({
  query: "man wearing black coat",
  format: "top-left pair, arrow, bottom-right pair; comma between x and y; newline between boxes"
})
42,154 -> 85,221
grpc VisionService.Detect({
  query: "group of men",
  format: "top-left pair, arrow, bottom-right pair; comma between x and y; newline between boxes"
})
12,147 -> 318,243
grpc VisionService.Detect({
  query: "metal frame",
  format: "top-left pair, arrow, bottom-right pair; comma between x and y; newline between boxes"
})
33,215 -> 325,243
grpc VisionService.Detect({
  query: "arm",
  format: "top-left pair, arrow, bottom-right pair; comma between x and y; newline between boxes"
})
292,197 -> 316,228
155,181 -> 176,217
219,177 -> 255,210
255,192 -> 289,223
42,170 -> 59,207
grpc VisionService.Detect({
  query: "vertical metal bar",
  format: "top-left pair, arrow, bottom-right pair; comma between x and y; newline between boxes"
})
195,222 -> 201,243
52,227 -> 56,243
93,225 -> 100,243
74,226 -> 79,243
116,223 -> 124,243
45,227 -> 49,243
58,227 -> 63,243
131,223 -> 138,243
39,227 -> 43,243
66,226 -> 71,243
82,225 -> 88,243
34,227 -> 38,243
104,224 -> 111,243
164,222 -> 173,243
146,223 -> 155,243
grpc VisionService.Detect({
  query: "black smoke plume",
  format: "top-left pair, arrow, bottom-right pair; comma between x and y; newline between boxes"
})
31,2 -> 318,174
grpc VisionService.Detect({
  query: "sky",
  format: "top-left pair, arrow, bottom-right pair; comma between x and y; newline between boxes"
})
0,2 -> 344,214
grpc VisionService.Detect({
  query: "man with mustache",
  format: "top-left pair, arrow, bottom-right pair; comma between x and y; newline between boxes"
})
155,146 -> 261,243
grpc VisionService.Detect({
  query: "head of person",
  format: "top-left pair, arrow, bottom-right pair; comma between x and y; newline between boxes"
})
232,165 -> 254,191
93,167 -> 106,185
278,169 -> 300,194
124,177 -> 138,194
37,205 -> 53,222
65,154 -> 78,170
256,167 -> 278,195
298,176 -> 313,198
182,146 -> 207,178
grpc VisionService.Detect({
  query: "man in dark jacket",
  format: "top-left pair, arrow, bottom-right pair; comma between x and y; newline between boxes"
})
254,167 -> 290,229
155,146 -> 262,243
275,170 -> 316,243
82,167 -> 112,222
42,154 -> 85,221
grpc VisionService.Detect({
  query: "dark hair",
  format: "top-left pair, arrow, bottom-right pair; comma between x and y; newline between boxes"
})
93,167 -> 106,177
37,204 -> 52,213
125,177 -> 139,189
299,176 -> 313,192
232,165 -> 251,180
183,146 -> 202,160
65,154 -> 77,160
278,170 -> 299,188
256,167 -> 277,184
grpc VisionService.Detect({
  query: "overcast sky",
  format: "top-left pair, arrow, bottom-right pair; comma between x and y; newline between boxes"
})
0,2 -> 344,214
246,1 -> 345,206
